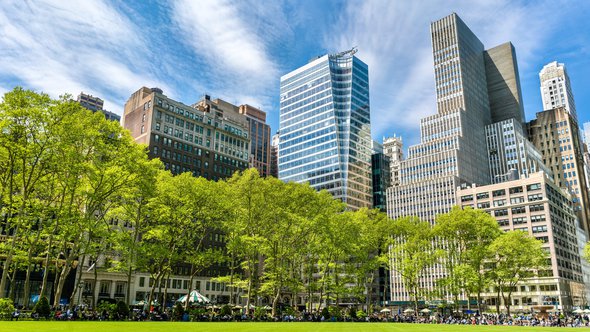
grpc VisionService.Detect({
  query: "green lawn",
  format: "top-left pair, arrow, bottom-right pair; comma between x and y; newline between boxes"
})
0,322 -> 571,332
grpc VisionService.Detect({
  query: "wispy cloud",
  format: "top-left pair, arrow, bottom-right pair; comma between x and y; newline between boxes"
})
0,0 -> 170,114
324,0 -> 575,146
171,0 -> 286,110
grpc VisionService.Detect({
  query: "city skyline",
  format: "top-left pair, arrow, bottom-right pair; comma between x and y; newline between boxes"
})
0,1 -> 589,148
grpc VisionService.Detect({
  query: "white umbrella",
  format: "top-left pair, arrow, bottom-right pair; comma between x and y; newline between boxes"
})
176,290 -> 211,304
584,309 -> 590,314
403,308 -> 414,314
420,308 -> 431,313
573,308 -> 584,314
380,308 -> 391,313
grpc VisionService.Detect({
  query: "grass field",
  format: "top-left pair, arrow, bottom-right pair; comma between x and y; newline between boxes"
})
0,322 -> 571,332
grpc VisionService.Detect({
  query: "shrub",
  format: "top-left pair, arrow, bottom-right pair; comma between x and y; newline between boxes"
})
172,302 -> 184,321
321,306 -> 330,319
0,298 -> 14,320
253,307 -> 266,321
328,306 -> 341,320
34,296 -> 51,319
115,301 -> 129,319
220,304 -> 232,316
357,310 -> 367,321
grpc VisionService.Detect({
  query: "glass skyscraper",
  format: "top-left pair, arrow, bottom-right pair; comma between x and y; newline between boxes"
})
278,49 -> 373,209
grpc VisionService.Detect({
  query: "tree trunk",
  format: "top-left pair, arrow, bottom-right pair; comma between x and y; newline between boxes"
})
271,287 -> 280,317
23,232 -> 40,309
477,292 -> 482,315
8,265 -> 17,301
126,265 -> 132,306
92,257 -> 98,308
53,262 -> 72,307
0,225 -> 19,298
69,254 -> 86,309
495,288 -> 501,315
503,292 -> 511,317
185,273 -> 195,310
148,272 -> 163,312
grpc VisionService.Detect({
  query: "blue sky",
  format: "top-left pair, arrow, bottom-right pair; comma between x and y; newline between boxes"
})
0,0 -> 589,148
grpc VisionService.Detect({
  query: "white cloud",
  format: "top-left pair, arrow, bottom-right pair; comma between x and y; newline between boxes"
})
0,0 -> 170,115
324,0 -> 570,145
171,0 -> 282,111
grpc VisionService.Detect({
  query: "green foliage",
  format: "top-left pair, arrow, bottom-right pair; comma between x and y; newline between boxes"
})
115,301 -> 129,319
488,230 -> 546,316
356,310 -> 367,320
220,304 -> 232,316
33,296 -> 50,319
0,298 -> 14,320
320,307 -> 330,319
97,302 -> 117,320
253,307 -> 267,320
172,302 -> 184,321
328,306 -> 341,320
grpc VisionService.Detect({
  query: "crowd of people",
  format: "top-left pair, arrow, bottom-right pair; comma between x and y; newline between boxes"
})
10,304 -> 590,327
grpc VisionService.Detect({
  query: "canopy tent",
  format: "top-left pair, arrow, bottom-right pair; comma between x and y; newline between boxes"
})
176,290 -> 210,305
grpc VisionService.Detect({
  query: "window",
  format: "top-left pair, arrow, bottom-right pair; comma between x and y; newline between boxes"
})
510,197 -> 524,204
511,206 -> 526,214
532,225 -> 548,233
495,209 -> 508,217
100,281 -> 110,294
527,183 -> 542,191
530,204 -> 545,212
531,215 -> 546,223
477,202 -> 490,209
461,195 -> 473,202
512,217 -> 527,225
493,199 -> 506,207
115,283 -> 125,296
497,219 -> 509,227
493,189 -> 506,197
509,186 -> 523,194
476,192 -> 489,199
528,194 -> 543,201
139,277 -> 145,287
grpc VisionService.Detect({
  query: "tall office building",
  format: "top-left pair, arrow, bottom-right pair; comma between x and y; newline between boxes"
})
77,92 -> 121,122
528,106 -> 590,235
539,61 -> 577,121
387,13 -> 535,303
239,104 -> 271,177
123,87 -> 250,180
382,136 -> 403,186
278,48 -> 373,209
270,133 -> 279,178
371,141 -> 390,212
388,13 -> 492,223
583,122 -> 590,147
456,172 -> 584,311
486,118 -> 550,183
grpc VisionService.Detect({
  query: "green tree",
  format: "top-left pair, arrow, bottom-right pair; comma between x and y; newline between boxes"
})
389,216 -> 436,313
488,230 -> 546,316
0,88 -> 58,299
108,157 -> 162,306
350,208 -> 391,309
434,206 -> 502,312
223,169 -> 266,311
